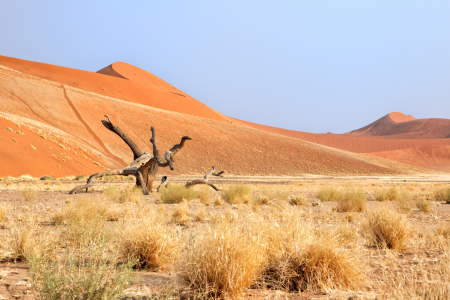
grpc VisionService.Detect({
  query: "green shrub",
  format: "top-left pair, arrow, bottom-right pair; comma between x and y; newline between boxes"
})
39,175 -> 56,181
74,175 -> 85,181
160,184 -> 197,204
223,184 -> 253,204
317,186 -> 343,202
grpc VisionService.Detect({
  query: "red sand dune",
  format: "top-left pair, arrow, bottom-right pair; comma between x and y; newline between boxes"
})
0,57 -> 425,178
0,55 -> 227,122
347,112 -> 450,139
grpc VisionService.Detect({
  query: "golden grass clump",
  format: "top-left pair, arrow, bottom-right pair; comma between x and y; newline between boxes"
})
335,189 -> 367,212
2,221 -> 37,261
160,184 -> 197,204
171,201 -> 191,225
289,195 -> 308,206
363,206 -> 410,250
118,186 -> 143,204
434,186 -> 450,203
195,185 -> 213,204
223,184 -> 253,204
182,218 -> 265,298
415,197 -> 432,212
260,210 -> 366,292
120,213 -> 180,270
0,205 -> 8,223
316,186 -> 343,202
21,188 -> 38,201
374,187 -> 400,201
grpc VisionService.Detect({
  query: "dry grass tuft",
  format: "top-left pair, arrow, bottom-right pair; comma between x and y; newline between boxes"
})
363,206 -> 410,250
182,218 -> 265,298
54,197 -> 110,247
160,184 -> 197,204
0,205 -> 8,223
21,188 -> 37,201
434,186 -> 450,203
195,185 -> 213,204
317,186 -> 343,202
223,184 -> 253,204
335,189 -> 367,212
194,207 -> 208,222
120,213 -> 180,270
415,197 -> 432,212
118,186 -> 143,204
171,201 -> 191,225
289,195 -> 308,206
29,243 -> 134,300
374,187 -> 400,201
103,186 -> 120,201
3,221 -> 37,261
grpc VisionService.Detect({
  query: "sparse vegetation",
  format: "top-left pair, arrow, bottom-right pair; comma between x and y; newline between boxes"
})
39,175 -> 56,181
374,187 -> 400,201
28,243 -> 135,300
289,195 -> 308,206
182,218 -> 265,298
317,186 -> 343,201
160,184 -> 197,204
415,197 -> 432,212
223,184 -> 253,204
21,188 -> 37,201
0,205 -> 8,223
120,214 -> 180,270
74,175 -> 85,181
171,201 -> 191,225
335,189 -> 367,212
195,185 -> 213,204
434,186 -> 450,202
118,186 -> 143,204
364,206 -> 410,250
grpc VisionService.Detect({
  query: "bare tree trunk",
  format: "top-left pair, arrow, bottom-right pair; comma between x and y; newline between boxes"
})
184,166 -> 224,191
69,115 -> 191,194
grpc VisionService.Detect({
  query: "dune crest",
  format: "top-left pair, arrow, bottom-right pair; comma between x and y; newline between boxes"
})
388,112 -> 416,123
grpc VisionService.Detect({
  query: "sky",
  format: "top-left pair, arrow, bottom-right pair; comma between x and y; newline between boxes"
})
1,1 -> 449,133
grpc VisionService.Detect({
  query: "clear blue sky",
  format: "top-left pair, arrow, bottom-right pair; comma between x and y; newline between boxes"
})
1,1 -> 449,133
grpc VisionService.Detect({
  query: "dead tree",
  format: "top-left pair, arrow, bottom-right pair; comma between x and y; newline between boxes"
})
69,115 -> 191,195
158,166 -> 224,192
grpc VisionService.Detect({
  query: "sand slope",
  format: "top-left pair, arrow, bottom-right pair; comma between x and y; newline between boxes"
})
0,59 -> 425,177
347,112 -> 450,139
236,118 -> 450,172
0,55 -> 227,122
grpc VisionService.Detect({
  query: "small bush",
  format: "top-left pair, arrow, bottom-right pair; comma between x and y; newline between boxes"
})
75,175 -> 85,181
395,196 -> 414,213
22,188 -> 37,201
195,185 -> 213,204
317,186 -> 343,202
223,184 -> 253,204
39,175 -> 56,181
5,222 -> 36,261
182,219 -> 265,298
289,195 -> 308,206
335,189 -> 367,212
120,215 -> 180,270
374,187 -> 400,201
28,243 -> 134,300
160,184 -> 197,204
118,186 -> 143,204
364,206 -> 410,250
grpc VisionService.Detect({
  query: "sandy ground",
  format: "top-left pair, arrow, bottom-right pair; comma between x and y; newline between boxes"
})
1,175 -> 450,299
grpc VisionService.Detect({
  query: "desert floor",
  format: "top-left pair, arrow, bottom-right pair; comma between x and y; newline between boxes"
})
1,174 -> 450,300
